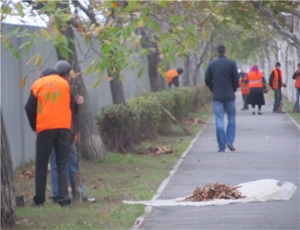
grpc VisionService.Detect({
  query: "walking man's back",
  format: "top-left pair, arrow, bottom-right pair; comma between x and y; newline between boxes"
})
205,45 -> 239,152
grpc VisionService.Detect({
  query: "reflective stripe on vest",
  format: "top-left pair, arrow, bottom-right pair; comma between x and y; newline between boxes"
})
247,71 -> 263,88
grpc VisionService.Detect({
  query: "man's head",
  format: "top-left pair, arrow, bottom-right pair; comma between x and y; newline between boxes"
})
298,63 -> 300,69
55,60 -> 71,79
177,67 -> 184,75
40,68 -> 57,78
217,45 -> 226,55
275,62 -> 281,69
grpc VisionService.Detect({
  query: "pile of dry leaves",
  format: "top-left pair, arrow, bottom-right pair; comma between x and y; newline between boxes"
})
184,183 -> 245,202
145,145 -> 173,155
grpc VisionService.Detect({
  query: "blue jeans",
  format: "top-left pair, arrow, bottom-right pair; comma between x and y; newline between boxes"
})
50,142 -> 85,197
273,89 -> 282,112
213,99 -> 236,151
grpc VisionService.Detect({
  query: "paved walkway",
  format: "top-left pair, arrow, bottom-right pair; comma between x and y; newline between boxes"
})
134,92 -> 300,230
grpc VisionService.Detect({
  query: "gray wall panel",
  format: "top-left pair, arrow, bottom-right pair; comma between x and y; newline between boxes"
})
1,24 -> 152,168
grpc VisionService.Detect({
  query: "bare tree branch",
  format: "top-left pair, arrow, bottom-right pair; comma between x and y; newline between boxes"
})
72,0 -> 97,24
253,3 -> 300,47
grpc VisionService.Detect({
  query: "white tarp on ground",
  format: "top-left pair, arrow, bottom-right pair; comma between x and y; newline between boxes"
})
123,179 -> 297,207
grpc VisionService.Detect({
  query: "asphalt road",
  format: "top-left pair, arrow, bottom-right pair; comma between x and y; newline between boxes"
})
134,92 -> 300,230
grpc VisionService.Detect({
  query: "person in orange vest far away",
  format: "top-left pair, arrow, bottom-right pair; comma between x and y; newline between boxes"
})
292,62 -> 300,113
166,67 -> 184,88
247,65 -> 266,115
269,62 -> 286,113
239,70 -> 249,110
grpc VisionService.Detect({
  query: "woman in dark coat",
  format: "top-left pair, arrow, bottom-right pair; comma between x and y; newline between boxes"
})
247,65 -> 266,115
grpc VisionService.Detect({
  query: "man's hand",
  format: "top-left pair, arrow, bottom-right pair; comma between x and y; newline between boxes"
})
283,83 -> 287,88
75,95 -> 84,105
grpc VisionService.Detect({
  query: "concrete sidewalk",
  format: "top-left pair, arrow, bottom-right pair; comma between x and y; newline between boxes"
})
135,92 -> 300,230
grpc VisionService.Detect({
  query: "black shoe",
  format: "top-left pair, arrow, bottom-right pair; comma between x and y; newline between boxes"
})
58,198 -> 72,207
258,112 -> 263,115
252,112 -> 255,115
227,144 -> 235,151
51,196 -> 60,203
218,150 -> 225,152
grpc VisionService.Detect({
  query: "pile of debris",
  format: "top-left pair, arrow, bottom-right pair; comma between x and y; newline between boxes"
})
145,145 -> 173,155
184,183 -> 245,202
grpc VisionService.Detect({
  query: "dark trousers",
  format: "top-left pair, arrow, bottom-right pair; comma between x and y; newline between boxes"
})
34,129 -> 71,206
242,94 -> 249,110
169,77 -> 179,88
273,89 -> 282,112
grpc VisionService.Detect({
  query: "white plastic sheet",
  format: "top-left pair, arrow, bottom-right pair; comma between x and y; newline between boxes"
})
123,179 -> 297,207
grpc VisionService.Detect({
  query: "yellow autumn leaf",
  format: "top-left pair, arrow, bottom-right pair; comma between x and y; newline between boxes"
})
106,10 -> 112,17
37,101 -> 42,113
48,14 -> 55,29
136,20 -> 144,28
20,75 -> 27,88
70,70 -> 82,79
89,23 -> 96,31
106,18 -> 114,27
111,2 -> 120,8
57,31 -> 64,43
35,54 -> 42,67
104,76 -> 114,82
99,212 -> 109,219
94,26 -> 105,36
77,20 -> 84,32
70,69 -> 76,79
40,28 -> 52,39
103,39 -> 111,44
84,32 -> 91,42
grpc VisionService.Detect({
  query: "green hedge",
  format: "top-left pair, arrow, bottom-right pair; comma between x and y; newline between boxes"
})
98,84 -> 211,152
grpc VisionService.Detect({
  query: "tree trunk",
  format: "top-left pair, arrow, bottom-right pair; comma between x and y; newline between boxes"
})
1,113 -> 16,229
182,56 -> 191,87
140,27 -> 166,92
192,60 -> 202,85
57,23 -> 105,160
147,49 -> 166,92
108,70 -> 126,104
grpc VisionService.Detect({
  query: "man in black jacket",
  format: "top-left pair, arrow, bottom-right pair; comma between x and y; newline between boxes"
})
205,45 -> 239,152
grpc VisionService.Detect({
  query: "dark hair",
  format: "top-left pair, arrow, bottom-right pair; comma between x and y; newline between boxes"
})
217,45 -> 226,54
40,68 -> 57,77
275,62 -> 281,67
298,63 -> 300,67
177,67 -> 184,74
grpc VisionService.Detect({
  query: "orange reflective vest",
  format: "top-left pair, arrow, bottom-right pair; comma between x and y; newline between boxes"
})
247,70 -> 264,88
271,69 -> 283,90
31,74 -> 72,133
239,76 -> 249,94
294,71 -> 300,88
165,69 -> 179,84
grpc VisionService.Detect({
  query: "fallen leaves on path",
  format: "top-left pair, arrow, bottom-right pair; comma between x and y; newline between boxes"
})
184,183 -> 245,202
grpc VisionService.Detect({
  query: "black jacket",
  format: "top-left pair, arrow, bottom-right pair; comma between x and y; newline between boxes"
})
205,55 -> 239,101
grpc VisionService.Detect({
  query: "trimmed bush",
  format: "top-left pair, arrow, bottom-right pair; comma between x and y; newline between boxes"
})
98,85 -> 210,152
